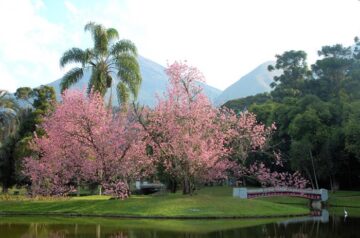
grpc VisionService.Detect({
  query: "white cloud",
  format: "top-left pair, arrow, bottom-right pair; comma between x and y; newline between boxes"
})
0,0 -> 66,91
0,64 -> 18,92
64,1 -> 78,15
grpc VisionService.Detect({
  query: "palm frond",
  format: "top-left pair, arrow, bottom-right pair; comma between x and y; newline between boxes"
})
111,40 -> 138,56
88,67 -> 107,96
117,81 -> 130,105
0,108 -> 17,124
0,107 -> 18,142
84,48 -> 95,65
60,48 -> 87,67
106,28 -> 119,42
0,90 -> 20,112
0,89 -> 8,98
60,67 -> 84,92
84,22 -> 109,56
115,54 -> 142,99
84,21 -> 96,32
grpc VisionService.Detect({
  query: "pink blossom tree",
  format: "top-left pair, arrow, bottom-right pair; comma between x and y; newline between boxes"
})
135,61 -> 308,194
24,90 -> 150,198
136,62 -> 228,194
221,109 -> 308,188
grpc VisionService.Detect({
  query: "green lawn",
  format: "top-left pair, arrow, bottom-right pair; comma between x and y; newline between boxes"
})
0,186 -> 308,218
1,186 -> 359,218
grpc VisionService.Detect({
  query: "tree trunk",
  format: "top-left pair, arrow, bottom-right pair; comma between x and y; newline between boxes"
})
168,179 -> 177,193
347,163 -> 353,188
182,177 -> 191,195
330,176 -> 333,193
108,85 -> 113,109
309,149 -> 319,189
99,185 -> 102,196
2,183 -> 8,194
304,168 -> 315,189
77,177 -> 80,197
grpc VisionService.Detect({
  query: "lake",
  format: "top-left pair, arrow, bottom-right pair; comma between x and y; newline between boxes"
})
0,210 -> 358,238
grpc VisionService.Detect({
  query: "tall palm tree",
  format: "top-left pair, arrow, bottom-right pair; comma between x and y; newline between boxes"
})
60,22 -> 142,105
0,90 -> 19,146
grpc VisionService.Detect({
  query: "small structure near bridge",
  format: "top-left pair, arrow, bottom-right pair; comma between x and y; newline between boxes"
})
233,187 -> 328,209
135,181 -> 165,195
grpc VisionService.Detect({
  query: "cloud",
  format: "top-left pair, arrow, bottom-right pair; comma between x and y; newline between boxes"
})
64,1 -> 78,15
0,0 -> 66,91
0,65 -> 18,92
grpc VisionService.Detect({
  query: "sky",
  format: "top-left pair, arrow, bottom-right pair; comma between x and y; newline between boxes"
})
1,0 -> 360,92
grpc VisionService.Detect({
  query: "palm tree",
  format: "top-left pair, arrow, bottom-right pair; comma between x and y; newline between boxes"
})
60,22 -> 142,105
0,90 -> 19,146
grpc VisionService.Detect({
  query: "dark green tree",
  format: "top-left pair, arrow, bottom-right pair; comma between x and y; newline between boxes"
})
268,50 -> 310,101
0,86 -> 56,193
311,44 -> 353,99
0,90 -> 19,145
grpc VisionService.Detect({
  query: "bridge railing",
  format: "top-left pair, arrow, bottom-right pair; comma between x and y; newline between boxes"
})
233,187 -> 328,201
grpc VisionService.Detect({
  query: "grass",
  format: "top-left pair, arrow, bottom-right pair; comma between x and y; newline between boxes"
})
0,186 -> 308,218
1,186 -> 359,218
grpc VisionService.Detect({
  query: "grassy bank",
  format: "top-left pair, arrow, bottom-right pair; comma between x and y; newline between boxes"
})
1,187 -> 359,218
0,187 -> 308,218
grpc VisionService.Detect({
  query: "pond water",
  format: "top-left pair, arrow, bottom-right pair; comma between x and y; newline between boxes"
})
0,211 -> 359,238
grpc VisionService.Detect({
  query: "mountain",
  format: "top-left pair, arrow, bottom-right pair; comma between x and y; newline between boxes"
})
47,56 -> 222,107
214,61 -> 279,106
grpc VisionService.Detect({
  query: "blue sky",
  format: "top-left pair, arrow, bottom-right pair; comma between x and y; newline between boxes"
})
1,0 -> 360,92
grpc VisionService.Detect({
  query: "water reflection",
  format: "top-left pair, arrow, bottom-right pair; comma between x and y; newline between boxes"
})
0,212 -> 359,238
279,209 -> 329,225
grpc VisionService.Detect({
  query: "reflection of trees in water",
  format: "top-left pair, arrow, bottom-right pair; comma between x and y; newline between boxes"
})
19,223 -> 68,238
110,231 -> 128,238
21,226 -> 67,238
230,215 -> 357,238
4,216 -> 358,238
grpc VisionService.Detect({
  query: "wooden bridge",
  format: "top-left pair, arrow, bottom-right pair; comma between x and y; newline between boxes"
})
233,187 -> 328,202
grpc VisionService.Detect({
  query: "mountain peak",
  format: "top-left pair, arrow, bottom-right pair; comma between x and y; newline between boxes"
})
214,61 -> 278,106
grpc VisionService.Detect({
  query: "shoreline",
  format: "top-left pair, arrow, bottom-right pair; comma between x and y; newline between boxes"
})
0,211 -> 310,219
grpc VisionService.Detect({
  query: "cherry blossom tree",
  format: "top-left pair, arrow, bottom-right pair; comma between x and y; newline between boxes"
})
24,90 -> 150,197
135,61 -> 308,194
136,62 -> 228,194
221,109 -> 308,188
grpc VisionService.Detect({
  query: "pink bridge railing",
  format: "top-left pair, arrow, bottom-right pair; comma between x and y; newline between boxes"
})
233,187 -> 328,201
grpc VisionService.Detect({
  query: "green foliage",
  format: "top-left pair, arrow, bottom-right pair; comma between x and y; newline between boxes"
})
224,38 -> 360,190
268,50 -> 310,101
0,86 -> 56,192
0,90 -> 19,144
223,93 -> 272,114
344,101 -> 360,159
